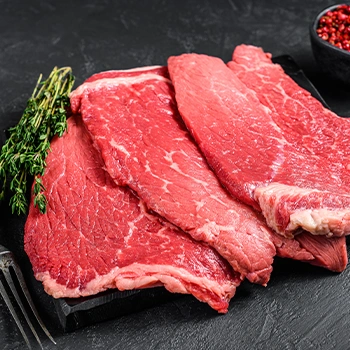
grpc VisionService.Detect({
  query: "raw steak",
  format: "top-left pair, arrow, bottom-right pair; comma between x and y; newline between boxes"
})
24,115 -> 240,313
70,67 -> 277,285
168,50 -> 350,239
71,67 -> 347,279
228,45 -> 350,237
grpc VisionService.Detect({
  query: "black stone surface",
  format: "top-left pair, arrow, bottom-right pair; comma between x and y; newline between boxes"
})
1,1 -> 350,349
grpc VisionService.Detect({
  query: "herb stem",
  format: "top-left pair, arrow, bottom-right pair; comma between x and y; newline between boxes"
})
0,66 -> 75,215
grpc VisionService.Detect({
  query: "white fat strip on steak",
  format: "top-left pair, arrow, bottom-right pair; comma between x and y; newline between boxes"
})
37,262 -> 236,300
71,74 -> 172,98
256,183 -> 350,237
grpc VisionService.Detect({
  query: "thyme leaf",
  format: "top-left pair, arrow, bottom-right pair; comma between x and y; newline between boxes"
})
0,66 -> 75,215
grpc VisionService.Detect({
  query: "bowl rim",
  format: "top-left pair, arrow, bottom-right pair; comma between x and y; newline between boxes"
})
310,3 -> 350,58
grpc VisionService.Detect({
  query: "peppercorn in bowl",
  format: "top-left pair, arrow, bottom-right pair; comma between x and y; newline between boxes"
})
310,4 -> 350,84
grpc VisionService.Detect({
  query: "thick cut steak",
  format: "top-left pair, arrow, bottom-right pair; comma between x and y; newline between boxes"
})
24,115 -> 240,313
70,68 -> 277,285
168,50 -> 350,239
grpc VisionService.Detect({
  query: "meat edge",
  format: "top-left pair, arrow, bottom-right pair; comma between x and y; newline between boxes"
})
36,263 -> 239,314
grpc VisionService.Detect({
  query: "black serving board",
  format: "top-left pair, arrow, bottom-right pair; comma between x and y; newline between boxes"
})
0,55 -> 346,334
54,289 -> 181,332
272,55 -> 330,109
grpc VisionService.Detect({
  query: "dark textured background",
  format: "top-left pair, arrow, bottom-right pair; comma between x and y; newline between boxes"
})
1,0 -> 350,349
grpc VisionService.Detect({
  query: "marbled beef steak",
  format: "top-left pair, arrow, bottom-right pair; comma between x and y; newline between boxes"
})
70,67 -> 277,285
24,115 -> 240,313
168,46 -> 350,240
70,65 -> 347,286
228,45 -> 350,238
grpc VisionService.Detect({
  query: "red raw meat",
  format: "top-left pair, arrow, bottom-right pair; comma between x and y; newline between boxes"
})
70,67 -> 277,285
24,115 -> 240,313
167,51 -> 347,272
71,66 -> 347,279
273,233 -> 347,272
228,45 -> 350,238
168,50 -> 350,240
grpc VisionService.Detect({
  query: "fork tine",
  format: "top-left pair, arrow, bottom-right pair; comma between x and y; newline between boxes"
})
0,278 -> 32,350
3,267 -> 44,350
10,261 -> 57,345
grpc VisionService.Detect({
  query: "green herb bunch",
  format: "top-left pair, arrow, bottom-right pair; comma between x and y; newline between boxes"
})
0,67 -> 75,215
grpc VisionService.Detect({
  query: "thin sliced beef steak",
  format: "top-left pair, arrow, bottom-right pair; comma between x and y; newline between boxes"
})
228,45 -> 350,238
71,67 -> 347,279
168,51 -> 350,239
70,67 -> 277,286
24,115 -> 240,313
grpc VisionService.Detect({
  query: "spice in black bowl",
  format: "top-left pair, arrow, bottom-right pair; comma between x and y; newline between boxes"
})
310,4 -> 350,84
316,4 -> 350,51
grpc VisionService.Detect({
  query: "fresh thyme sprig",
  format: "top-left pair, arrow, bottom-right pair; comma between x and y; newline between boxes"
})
0,66 -> 75,215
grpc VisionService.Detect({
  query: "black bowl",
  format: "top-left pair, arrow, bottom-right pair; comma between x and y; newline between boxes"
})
310,4 -> 350,85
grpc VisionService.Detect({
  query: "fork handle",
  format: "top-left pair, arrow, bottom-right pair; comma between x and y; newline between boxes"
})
0,244 -> 11,254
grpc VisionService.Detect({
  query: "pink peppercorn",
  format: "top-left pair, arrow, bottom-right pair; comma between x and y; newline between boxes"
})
317,5 -> 350,52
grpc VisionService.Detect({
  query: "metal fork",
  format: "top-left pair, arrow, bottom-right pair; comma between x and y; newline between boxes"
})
0,244 -> 56,349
